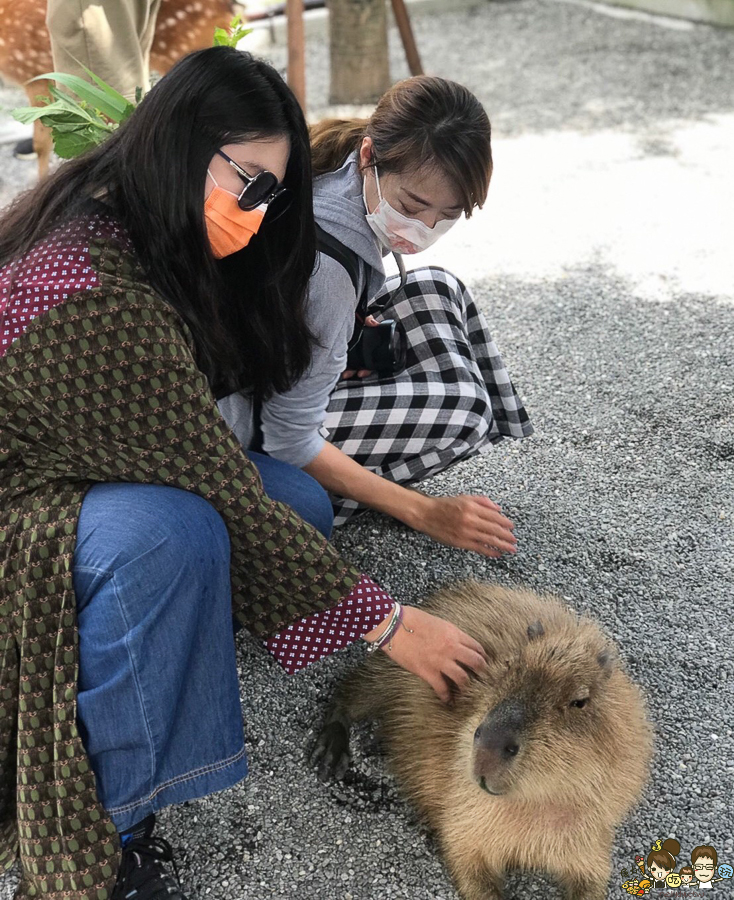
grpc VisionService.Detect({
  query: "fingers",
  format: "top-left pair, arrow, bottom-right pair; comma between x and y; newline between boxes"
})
448,627 -> 488,677
428,674 -> 452,705
467,495 -> 515,532
453,531 -> 512,556
475,508 -> 516,536
456,645 -> 488,676
341,369 -> 356,380
357,369 -> 373,378
468,502 -> 517,554
443,661 -> 471,692
464,634 -> 488,660
472,542 -> 504,558
392,611 -> 489,703
472,495 -> 502,512
447,496 -> 517,555
477,532 -> 517,554
421,496 -> 517,556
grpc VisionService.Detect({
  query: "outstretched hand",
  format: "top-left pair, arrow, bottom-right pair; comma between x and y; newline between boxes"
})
375,606 -> 488,704
410,493 -> 517,558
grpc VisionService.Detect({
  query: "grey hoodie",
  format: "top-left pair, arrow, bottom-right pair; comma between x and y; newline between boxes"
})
217,152 -> 387,466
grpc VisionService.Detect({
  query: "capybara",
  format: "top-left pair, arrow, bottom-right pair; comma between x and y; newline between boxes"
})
312,581 -> 652,900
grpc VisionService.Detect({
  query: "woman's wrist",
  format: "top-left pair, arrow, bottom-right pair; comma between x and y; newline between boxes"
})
363,601 -> 414,653
349,474 -> 427,526
394,486 -> 431,530
363,606 -> 395,643
304,442 -> 431,528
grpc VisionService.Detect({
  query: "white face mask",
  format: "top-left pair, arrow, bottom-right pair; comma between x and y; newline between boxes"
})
363,167 -> 460,255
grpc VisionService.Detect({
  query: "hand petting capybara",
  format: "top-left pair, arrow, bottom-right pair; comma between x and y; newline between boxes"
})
312,581 -> 652,900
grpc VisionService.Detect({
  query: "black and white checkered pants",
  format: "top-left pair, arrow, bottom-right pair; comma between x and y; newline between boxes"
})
322,266 -> 534,525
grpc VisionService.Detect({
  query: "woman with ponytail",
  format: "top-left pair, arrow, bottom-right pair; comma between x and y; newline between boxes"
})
219,76 -> 533,556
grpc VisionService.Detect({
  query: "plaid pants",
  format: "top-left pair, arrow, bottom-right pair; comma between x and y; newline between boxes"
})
322,266 -> 534,525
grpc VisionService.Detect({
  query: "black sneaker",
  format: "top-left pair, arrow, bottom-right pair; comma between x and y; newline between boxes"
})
112,817 -> 188,900
13,138 -> 37,161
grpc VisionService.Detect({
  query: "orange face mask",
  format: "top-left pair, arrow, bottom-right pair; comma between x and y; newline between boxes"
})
205,172 -> 266,259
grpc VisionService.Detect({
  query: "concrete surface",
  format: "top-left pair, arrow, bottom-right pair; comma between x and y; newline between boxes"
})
604,0 -> 734,27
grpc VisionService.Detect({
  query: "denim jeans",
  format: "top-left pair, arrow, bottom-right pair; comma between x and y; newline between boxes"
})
73,451 -> 333,831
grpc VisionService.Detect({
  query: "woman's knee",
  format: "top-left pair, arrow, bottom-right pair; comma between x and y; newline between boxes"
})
75,483 -> 231,590
247,451 -> 334,539
408,266 -> 467,299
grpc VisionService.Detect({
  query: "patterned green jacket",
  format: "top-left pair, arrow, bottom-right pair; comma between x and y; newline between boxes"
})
0,215 -> 361,899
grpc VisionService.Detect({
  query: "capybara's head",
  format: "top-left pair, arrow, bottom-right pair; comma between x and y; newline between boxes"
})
444,585 -> 652,814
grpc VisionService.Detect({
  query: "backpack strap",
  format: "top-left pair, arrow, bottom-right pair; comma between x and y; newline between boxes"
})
250,227 -> 369,453
316,224 -> 370,323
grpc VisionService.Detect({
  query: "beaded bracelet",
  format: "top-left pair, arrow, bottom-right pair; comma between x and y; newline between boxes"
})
366,601 -> 414,654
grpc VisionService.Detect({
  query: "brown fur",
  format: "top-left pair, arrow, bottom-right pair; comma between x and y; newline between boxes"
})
0,0 -> 237,178
325,582 -> 653,900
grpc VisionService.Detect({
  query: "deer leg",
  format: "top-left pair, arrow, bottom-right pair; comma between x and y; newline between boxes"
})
25,81 -> 53,180
33,119 -> 53,179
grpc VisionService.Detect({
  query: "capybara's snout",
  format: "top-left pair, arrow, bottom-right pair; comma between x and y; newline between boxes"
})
472,697 -> 528,795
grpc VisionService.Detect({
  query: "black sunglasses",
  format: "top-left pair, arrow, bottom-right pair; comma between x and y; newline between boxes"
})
216,150 -> 292,220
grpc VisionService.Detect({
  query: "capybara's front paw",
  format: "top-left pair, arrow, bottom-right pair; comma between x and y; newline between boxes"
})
444,851 -> 503,900
453,872 -> 503,900
309,719 -> 351,781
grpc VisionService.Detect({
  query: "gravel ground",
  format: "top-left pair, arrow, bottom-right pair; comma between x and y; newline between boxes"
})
1,1 -> 733,898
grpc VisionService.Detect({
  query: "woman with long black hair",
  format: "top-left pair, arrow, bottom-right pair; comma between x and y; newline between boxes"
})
0,49 -> 487,900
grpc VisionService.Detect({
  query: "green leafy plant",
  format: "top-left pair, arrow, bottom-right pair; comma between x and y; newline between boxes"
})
11,15 -> 252,159
12,67 -> 135,159
213,14 -> 252,48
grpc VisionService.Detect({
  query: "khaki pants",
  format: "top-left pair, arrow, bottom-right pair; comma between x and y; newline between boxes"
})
46,0 -> 163,101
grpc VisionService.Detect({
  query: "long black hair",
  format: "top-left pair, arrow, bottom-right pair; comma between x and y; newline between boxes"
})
0,47 -> 316,399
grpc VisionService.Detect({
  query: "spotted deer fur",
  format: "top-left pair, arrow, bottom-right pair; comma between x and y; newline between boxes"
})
0,0 -> 237,178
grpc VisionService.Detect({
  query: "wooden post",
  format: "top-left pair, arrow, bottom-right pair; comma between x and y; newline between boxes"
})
286,0 -> 306,111
327,0 -> 391,105
390,0 -> 423,77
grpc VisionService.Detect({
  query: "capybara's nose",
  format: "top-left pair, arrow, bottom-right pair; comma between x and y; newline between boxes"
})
474,699 -> 526,760
475,726 -> 521,759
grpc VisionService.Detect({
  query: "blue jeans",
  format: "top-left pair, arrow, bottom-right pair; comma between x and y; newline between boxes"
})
73,451 -> 333,831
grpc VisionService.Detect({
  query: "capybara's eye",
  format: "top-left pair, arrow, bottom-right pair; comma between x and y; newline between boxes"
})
569,698 -> 589,709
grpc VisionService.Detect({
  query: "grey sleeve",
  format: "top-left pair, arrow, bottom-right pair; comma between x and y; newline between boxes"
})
216,390 -> 254,450
259,254 -> 357,467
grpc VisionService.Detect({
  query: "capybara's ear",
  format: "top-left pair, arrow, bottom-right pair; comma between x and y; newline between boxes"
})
597,649 -> 615,677
527,620 -> 545,641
